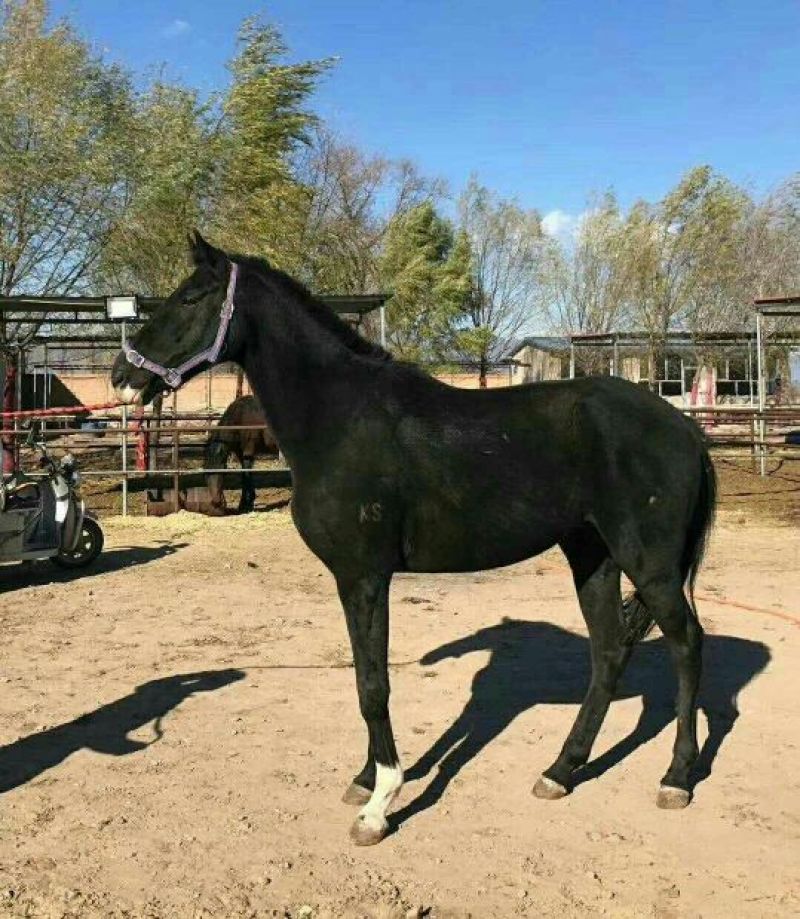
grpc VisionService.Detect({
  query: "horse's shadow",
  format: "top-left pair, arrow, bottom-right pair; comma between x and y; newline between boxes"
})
0,669 -> 245,793
394,618 -> 769,828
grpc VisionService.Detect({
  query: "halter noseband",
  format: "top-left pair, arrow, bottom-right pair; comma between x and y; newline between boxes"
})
123,261 -> 239,390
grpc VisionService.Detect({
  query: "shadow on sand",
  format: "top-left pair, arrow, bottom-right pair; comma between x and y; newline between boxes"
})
393,618 -> 770,830
0,669 -> 245,793
0,542 -> 187,590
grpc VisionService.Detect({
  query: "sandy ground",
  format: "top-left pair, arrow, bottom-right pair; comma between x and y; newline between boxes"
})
0,501 -> 797,918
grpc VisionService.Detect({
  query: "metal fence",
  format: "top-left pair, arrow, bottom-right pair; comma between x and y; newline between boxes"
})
3,401 -> 797,517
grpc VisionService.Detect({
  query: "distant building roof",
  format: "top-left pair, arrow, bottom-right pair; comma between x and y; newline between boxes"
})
511,336 -> 571,355
754,295 -> 800,317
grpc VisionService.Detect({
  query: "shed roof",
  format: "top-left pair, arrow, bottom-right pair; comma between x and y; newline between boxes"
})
754,295 -> 800,317
512,336 -> 571,354
0,293 -> 388,344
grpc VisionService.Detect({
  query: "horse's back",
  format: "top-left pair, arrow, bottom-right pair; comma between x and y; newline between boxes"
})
386,372 -> 706,573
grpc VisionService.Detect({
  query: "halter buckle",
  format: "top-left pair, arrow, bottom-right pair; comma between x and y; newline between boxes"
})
164,369 -> 182,389
125,348 -> 146,369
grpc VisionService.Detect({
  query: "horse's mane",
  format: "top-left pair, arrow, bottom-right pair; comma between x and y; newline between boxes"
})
233,253 -> 393,363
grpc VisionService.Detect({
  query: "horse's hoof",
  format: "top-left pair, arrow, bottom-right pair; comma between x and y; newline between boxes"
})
349,814 -> 388,846
342,783 -> 372,806
656,785 -> 691,809
533,776 -> 568,800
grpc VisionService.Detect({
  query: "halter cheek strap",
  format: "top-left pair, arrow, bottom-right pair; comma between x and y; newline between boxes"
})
123,261 -> 239,390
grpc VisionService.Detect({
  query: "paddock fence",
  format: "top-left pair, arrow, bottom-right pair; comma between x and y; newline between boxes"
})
1,400 -> 797,517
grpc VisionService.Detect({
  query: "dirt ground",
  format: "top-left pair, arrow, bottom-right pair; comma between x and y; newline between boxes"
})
0,479 -> 797,917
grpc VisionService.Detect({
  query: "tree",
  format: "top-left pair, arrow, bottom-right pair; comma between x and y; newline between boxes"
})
293,127 -> 444,296
0,0 -> 133,467
735,176 -> 800,306
0,0 -> 133,340
379,202 -> 469,361
539,192 -> 633,337
624,166 -> 749,385
210,16 -> 334,272
98,81 -> 216,295
454,179 -> 545,386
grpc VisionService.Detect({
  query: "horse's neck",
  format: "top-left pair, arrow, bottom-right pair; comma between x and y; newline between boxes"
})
239,286 -> 358,467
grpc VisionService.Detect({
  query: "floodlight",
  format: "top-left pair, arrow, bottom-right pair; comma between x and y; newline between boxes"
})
106,295 -> 138,321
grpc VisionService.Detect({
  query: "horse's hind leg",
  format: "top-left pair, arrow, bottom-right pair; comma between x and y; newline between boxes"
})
534,526 -> 634,799
634,574 -> 703,808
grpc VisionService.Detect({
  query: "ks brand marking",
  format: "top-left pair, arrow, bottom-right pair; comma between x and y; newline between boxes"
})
359,502 -> 382,523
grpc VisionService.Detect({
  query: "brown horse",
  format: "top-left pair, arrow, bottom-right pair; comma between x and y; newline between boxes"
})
204,395 -> 278,513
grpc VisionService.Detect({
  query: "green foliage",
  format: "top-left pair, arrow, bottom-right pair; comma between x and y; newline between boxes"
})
0,0 -> 132,299
99,82 -> 216,294
94,13 -> 335,295
453,179 -> 545,377
540,192 -> 634,336
624,166 -> 750,344
379,202 -> 470,360
211,16 -> 335,270
2,0 -> 798,374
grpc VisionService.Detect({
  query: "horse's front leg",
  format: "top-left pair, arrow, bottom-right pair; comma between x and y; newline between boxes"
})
238,455 -> 255,513
336,573 -> 402,845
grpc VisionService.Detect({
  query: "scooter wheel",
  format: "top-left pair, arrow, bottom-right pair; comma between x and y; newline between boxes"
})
51,518 -> 104,569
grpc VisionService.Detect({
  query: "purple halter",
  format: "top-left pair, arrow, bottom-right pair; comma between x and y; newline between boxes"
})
123,261 -> 239,390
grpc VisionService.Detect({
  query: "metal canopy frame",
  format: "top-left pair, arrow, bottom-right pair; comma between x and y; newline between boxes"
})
753,295 -> 800,473
0,292 -> 389,343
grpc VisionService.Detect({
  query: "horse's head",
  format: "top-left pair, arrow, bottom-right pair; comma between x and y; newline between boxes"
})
111,232 -> 239,405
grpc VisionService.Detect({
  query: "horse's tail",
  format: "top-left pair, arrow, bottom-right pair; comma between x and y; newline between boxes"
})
620,446 -> 717,645
681,446 -> 717,620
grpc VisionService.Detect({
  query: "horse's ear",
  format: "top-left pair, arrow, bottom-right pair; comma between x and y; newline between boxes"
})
189,230 -> 227,275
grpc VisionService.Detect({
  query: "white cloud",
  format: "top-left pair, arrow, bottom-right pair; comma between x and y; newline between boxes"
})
541,209 -> 597,244
162,19 -> 191,38
541,209 -> 577,239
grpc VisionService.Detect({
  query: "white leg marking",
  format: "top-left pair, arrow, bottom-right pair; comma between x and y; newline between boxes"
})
356,761 -> 403,835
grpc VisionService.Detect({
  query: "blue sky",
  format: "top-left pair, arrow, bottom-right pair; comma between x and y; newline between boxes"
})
52,0 -> 799,227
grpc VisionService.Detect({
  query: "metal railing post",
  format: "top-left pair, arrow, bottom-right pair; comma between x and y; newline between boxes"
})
120,321 -> 129,515
755,312 -> 767,476
172,389 -> 180,513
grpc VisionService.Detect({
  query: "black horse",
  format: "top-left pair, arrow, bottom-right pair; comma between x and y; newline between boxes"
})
112,233 -> 716,846
205,394 -> 279,514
